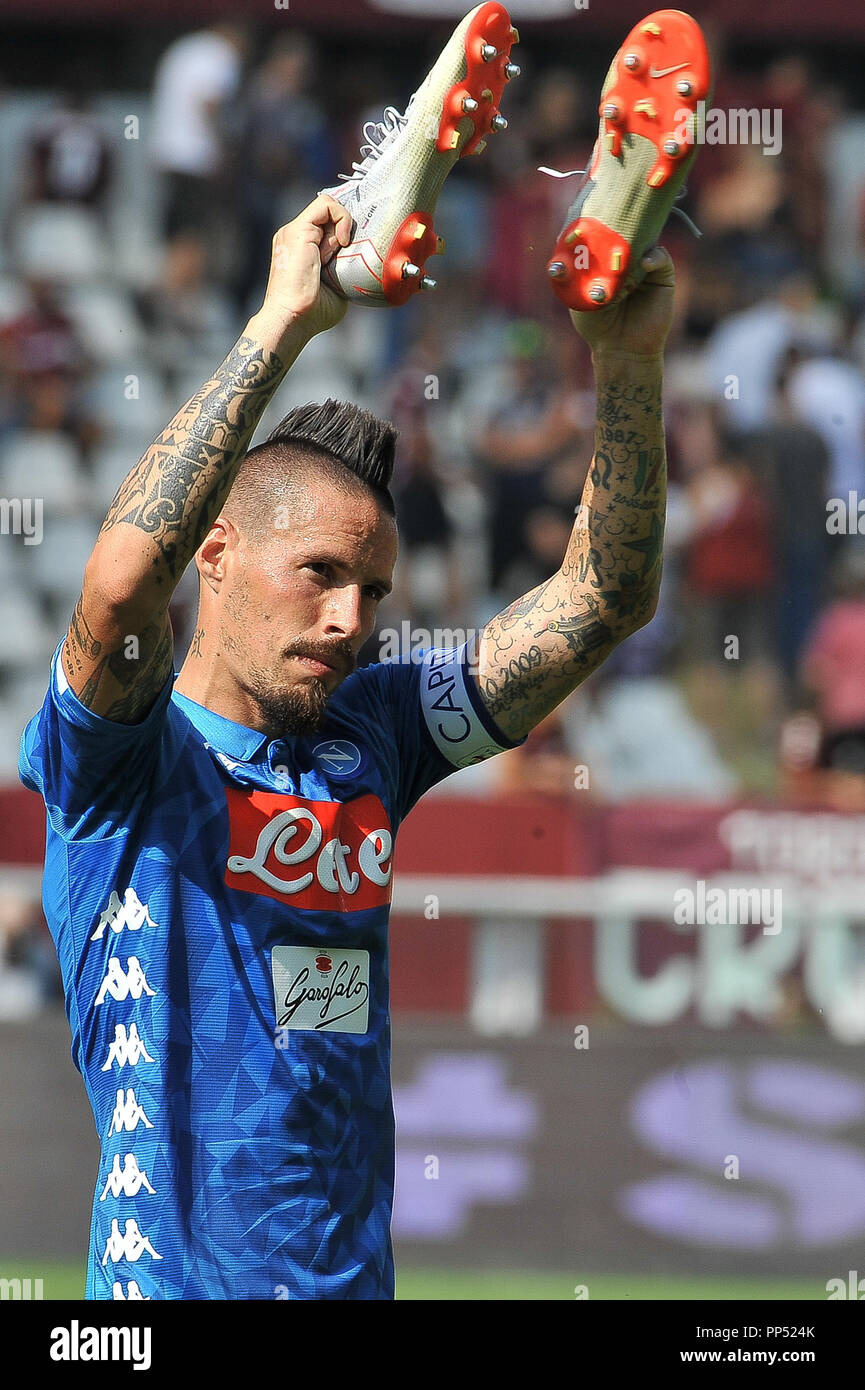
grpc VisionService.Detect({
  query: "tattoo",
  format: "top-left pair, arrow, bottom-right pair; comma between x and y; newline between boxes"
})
191,628 -> 205,658
63,332 -> 288,724
68,613 -> 174,724
478,367 -> 665,740
66,597 -> 102,674
100,336 -> 285,587
499,576 -> 557,622
542,607 -> 612,660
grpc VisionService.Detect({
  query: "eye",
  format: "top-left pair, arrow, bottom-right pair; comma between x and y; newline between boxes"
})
305,562 -> 331,580
364,584 -> 387,602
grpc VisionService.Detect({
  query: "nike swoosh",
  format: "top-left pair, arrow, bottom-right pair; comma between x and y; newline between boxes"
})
648,62 -> 689,79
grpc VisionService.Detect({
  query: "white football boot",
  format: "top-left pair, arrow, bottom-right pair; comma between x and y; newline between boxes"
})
320,2 -> 519,307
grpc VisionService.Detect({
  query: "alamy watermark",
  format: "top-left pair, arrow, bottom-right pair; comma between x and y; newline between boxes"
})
0,497 -> 42,545
674,102 -> 782,157
378,622 -> 481,671
673,881 -> 782,935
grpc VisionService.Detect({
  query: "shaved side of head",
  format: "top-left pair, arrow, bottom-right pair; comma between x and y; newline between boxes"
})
222,399 -> 398,544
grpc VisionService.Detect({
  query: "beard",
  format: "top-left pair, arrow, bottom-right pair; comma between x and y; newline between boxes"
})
242,636 -> 357,738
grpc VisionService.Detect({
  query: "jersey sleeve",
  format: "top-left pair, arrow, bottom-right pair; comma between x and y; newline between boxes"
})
18,639 -> 175,839
356,642 -> 527,821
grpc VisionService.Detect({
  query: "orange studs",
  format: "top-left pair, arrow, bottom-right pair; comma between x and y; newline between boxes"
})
634,99 -> 658,119
640,21 -> 662,37
510,25 -> 520,43
565,228 -> 582,245
647,168 -> 667,187
611,250 -> 623,271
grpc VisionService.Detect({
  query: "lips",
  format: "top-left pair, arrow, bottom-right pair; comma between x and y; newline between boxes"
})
297,655 -> 339,676
291,650 -> 351,678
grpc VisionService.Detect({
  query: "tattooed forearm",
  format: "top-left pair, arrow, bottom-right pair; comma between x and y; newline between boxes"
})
63,318 -> 299,722
478,357 -> 665,740
99,335 -> 288,590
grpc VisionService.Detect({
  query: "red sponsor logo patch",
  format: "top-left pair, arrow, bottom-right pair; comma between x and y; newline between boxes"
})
224,788 -> 393,912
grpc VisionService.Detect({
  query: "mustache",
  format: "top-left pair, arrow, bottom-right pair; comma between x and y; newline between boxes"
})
283,638 -> 356,677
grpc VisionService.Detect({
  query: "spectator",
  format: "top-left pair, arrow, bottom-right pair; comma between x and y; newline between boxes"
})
749,346 -> 832,680
472,319 -> 584,597
229,34 -> 335,314
784,333 -> 865,501
801,549 -> 865,781
0,276 -> 99,454
679,417 -> 778,779
704,271 -> 837,430
22,86 -> 113,218
149,22 -> 248,289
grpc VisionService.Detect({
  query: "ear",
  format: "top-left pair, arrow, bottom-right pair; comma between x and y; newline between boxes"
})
195,516 -> 238,594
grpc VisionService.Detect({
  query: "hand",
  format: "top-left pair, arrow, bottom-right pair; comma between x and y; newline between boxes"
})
256,193 -> 354,345
569,245 -> 675,359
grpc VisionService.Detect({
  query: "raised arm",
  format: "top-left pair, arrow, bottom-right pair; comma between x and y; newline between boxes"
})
61,194 -> 352,722
475,246 -> 674,741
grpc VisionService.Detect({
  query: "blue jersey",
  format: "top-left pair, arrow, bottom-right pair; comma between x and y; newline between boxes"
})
19,639 -> 521,1300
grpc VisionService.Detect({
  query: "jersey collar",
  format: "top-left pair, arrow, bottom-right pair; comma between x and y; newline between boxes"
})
171,686 -> 271,763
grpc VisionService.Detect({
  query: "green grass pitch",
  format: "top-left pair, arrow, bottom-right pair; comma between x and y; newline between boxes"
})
0,1260 -> 828,1301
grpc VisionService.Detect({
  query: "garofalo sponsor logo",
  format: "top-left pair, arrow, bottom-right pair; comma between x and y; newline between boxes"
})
49,1321 -> 152,1371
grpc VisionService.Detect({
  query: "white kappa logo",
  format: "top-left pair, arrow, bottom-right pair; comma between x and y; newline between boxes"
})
90,888 -> 158,940
100,1217 -> 162,1266
101,1023 -> 156,1071
112,1280 -> 151,1300
100,1154 -> 157,1201
94,957 -> 157,1005
107,1087 -> 154,1135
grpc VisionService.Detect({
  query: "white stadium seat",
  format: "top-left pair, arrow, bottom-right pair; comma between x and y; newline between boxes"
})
61,284 -> 145,364
13,204 -> 110,283
88,365 -> 168,449
26,514 -> 99,603
0,589 -> 56,669
0,430 -> 88,513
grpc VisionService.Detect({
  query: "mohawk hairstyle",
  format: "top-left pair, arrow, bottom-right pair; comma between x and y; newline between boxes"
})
224,399 -> 398,537
263,399 -> 398,494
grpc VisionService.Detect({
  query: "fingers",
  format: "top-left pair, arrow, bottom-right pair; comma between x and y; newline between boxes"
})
305,193 -> 353,247
639,244 -> 675,285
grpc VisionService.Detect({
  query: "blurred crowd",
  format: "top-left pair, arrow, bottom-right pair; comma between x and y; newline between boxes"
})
0,17 -> 865,827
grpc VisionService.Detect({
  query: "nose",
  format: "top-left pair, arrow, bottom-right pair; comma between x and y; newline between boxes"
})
322,584 -> 366,644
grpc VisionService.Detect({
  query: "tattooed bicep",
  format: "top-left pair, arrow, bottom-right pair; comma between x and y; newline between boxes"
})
62,592 -> 174,725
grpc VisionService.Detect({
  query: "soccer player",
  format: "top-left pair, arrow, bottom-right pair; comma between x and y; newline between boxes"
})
19,6 -> 701,1299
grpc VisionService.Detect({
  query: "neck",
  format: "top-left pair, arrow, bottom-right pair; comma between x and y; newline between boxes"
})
175,624 -> 265,732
